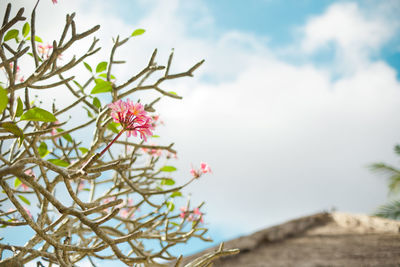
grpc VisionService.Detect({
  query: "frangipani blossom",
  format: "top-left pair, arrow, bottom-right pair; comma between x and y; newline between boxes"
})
51,120 -> 60,140
108,99 -> 153,141
9,63 -> 24,83
20,183 -> 29,191
179,206 -> 204,223
190,162 -> 212,179
151,114 -> 164,128
142,144 -> 162,157
200,162 -> 212,173
166,152 -> 178,159
179,206 -> 187,218
37,44 -> 53,59
24,169 -> 36,178
190,168 -> 200,178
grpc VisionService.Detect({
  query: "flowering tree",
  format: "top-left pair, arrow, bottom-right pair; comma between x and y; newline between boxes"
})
0,1 -> 238,266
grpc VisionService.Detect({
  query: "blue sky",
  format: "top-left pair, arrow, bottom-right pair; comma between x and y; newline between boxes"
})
1,0 -> 400,265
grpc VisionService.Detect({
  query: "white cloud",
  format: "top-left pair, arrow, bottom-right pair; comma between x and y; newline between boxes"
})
300,2 -> 398,74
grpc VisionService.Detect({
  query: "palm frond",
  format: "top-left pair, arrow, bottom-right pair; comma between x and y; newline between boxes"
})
369,162 -> 400,176
388,174 -> 400,193
394,144 -> 400,156
374,200 -> 400,220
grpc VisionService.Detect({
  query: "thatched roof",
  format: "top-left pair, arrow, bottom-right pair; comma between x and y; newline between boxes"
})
177,212 -> 400,266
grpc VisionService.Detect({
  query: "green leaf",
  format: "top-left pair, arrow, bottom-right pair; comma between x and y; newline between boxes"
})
131,28 -> 145,37
168,91 -> 177,95
38,142 -> 49,158
56,128 -> 73,143
107,122 -> 120,134
0,122 -> 24,147
170,222 -> 180,226
161,179 -> 175,186
22,22 -> 30,37
4,29 -> 19,42
170,191 -> 182,198
95,61 -> 107,73
93,97 -> 101,109
35,35 -> 42,43
73,80 -> 83,92
91,80 -> 112,94
160,166 -> 177,172
0,122 -> 24,139
20,107 -> 57,122
15,97 -> 23,117
79,147 -> 89,154
14,178 -> 22,188
167,201 -> 174,211
151,135 -> 160,138
83,62 -> 92,72
0,86 -> 8,114
48,159 -> 69,167
27,52 -> 42,62
18,195 -> 30,205
98,73 -> 116,79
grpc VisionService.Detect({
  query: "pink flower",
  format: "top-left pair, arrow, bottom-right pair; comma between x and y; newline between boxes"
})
24,169 -> 36,179
193,208 -> 201,215
190,162 -> 212,179
200,162 -> 212,173
9,63 -> 24,83
108,99 -> 153,141
51,120 -> 60,139
20,183 -> 29,191
179,206 -> 187,218
179,206 -> 204,223
151,114 -> 164,128
52,0 -> 58,4
142,144 -> 162,157
102,196 -> 116,205
37,44 -> 53,59
190,167 -> 200,178
193,208 -> 204,223
166,152 -> 178,159
119,208 -> 134,219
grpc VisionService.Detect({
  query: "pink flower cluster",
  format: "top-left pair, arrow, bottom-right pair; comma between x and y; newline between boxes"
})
8,63 -> 24,83
141,144 -> 162,157
179,207 -> 203,223
37,44 -> 53,59
190,162 -> 212,178
108,99 -> 153,141
151,114 -> 164,129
